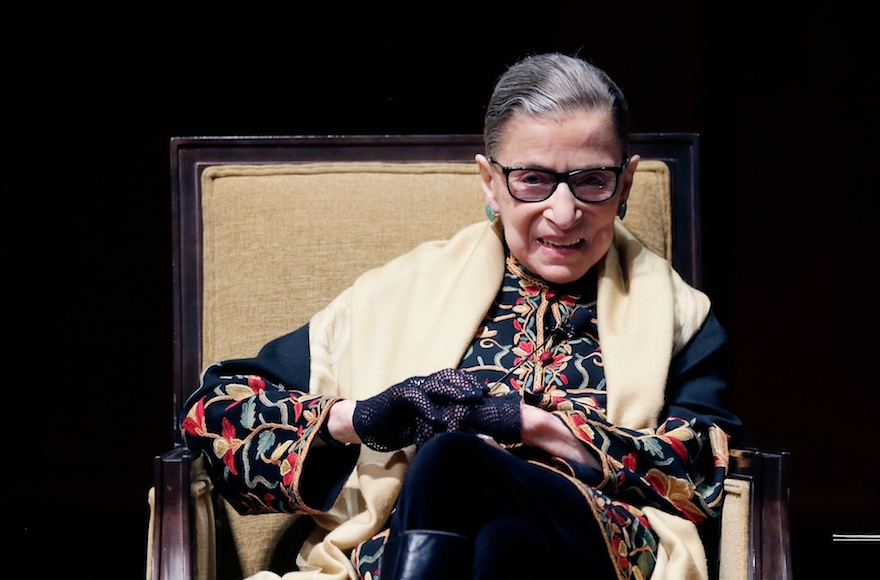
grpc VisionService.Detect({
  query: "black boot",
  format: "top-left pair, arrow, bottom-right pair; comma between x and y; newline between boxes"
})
380,530 -> 473,580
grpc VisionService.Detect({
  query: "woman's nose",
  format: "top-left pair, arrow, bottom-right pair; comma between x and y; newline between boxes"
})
543,183 -> 580,228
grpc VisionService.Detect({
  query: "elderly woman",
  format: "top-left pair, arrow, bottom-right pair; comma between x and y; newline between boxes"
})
182,53 -> 741,580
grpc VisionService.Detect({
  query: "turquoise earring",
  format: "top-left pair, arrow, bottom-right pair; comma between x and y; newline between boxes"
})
486,204 -> 499,222
617,202 -> 628,220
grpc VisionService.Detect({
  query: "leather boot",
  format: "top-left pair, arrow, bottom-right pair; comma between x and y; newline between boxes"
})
380,530 -> 474,580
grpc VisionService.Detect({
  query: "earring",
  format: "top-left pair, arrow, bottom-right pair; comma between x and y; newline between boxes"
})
486,204 -> 500,223
617,202 -> 627,221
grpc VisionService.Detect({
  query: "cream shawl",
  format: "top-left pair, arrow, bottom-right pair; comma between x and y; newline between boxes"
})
257,221 -> 713,580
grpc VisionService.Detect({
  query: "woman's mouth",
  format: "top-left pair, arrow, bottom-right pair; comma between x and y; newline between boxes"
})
538,238 -> 583,249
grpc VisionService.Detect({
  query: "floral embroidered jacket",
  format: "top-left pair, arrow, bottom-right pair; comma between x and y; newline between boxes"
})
181,222 -> 741,580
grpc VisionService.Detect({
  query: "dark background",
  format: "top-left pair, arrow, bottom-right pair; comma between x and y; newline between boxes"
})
11,3 -> 877,578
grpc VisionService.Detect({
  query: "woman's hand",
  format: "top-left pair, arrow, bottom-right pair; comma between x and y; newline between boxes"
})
457,391 -> 522,444
521,405 -> 601,469
351,378 -> 444,451
322,399 -> 360,445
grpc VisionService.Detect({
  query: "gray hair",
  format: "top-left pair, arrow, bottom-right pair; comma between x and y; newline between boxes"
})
483,53 -> 630,160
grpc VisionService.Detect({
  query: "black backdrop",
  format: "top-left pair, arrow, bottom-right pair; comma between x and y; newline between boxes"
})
11,3 -> 877,578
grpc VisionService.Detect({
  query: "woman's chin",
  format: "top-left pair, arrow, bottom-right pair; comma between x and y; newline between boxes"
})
529,263 -> 590,285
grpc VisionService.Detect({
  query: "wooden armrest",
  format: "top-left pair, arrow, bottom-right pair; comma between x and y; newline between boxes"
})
152,446 -> 195,580
727,448 -> 793,580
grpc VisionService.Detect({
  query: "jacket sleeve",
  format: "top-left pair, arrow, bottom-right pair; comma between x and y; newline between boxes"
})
180,325 -> 360,515
545,311 -> 741,525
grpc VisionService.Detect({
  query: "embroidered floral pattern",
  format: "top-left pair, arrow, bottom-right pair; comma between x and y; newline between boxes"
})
181,365 -> 337,515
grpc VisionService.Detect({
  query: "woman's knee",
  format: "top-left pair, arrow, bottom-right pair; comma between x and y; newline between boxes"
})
403,432 -> 487,490
393,433 -> 507,531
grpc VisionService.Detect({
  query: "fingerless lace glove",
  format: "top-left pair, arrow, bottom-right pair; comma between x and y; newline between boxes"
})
419,368 -> 487,404
352,378 -> 439,451
417,370 -> 522,444
460,391 -> 523,444
352,369 -> 488,451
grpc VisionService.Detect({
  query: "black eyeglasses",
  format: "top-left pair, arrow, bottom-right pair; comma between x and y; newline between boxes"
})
489,158 -> 626,203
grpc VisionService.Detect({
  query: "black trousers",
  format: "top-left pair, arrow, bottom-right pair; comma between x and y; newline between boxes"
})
389,432 -> 618,579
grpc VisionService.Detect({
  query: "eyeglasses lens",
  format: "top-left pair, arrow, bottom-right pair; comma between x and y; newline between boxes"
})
507,169 -> 618,202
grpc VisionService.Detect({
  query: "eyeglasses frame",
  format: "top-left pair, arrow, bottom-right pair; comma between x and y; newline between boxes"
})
489,157 -> 628,203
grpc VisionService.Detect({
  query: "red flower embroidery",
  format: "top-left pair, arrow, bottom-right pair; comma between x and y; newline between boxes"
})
221,417 -> 236,440
612,535 -> 628,569
220,418 -> 239,475
666,436 -> 689,461
282,450 -> 298,487
247,376 -> 267,394
513,340 -> 534,365
540,350 -> 568,369
644,470 -> 666,495
182,398 -> 206,437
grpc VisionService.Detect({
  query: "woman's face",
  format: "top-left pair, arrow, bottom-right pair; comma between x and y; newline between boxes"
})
477,110 -> 639,285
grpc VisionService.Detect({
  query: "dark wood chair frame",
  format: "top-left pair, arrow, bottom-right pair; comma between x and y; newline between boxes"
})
152,134 -> 791,580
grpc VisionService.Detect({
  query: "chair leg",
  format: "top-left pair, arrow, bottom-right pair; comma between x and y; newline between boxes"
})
380,530 -> 473,580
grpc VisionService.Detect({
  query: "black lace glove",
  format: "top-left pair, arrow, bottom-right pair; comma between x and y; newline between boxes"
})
459,391 -> 523,444
418,368 -> 487,405
352,369 -> 487,451
412,368 -> 488,445
352,378 -> 440,451
415,370 -> 522,445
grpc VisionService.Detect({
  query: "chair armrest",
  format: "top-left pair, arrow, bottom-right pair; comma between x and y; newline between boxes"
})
151,446 -> 195,580
727,448 -> 793,580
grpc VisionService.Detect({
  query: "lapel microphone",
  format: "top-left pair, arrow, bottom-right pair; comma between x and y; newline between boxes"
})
548,305 -> 592,340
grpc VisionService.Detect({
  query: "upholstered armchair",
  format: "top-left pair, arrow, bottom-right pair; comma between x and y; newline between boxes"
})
148,134 -> 792,580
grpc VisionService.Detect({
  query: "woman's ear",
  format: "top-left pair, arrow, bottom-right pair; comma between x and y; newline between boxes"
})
475,154 -> 501,213
617,154 -> 640,208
